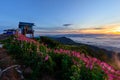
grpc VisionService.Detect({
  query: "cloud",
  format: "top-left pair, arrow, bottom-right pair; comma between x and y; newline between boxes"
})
35,23 -> 120,34
63,24 -> 73,26
35,26 -> 66,30
34,23 -> 74,31
78,23 -> 120,34
92,27 -> 105,30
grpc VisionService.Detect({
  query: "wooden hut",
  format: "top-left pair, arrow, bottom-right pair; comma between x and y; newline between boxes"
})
18,22 -> 34,38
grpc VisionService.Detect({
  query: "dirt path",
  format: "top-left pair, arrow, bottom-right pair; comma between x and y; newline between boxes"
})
0,48 -> 21,80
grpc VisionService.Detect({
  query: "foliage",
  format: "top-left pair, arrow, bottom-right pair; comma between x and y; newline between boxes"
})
40,36 -> 60,48
40,37 -> 110,62
3,34 -> 120,80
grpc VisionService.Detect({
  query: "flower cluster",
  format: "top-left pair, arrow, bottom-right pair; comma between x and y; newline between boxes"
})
16,33 -> 36,43
15,33 -> 120,80
53,49 -> 120,80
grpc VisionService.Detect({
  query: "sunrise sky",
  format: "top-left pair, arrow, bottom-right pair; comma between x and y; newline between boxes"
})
0,0 -> 120,34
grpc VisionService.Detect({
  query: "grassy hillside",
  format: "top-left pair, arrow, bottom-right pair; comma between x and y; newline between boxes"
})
1,35 -> 120,80
39,36 -> 113,62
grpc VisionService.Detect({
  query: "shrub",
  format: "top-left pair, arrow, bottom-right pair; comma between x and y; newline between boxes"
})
40,36 -> 60,48
3,35 -> 108,80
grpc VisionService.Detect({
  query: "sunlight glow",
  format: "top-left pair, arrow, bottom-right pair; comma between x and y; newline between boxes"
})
76,24 -> 120,35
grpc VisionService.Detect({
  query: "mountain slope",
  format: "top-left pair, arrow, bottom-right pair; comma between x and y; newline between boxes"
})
40,36 -> 114,62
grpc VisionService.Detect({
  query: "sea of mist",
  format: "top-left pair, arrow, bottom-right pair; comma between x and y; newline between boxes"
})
53,34 -> 120,68
41,33 -> 120,53
67,34 -> 120,53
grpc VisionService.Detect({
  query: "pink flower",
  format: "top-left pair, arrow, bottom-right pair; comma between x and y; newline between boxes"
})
45,55 -> 49,61
72,59 -> 78,65
16,33 -> 37,44
108,74 -> 114,80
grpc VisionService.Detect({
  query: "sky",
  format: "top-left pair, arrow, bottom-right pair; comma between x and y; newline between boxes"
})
0,0 -> 120,34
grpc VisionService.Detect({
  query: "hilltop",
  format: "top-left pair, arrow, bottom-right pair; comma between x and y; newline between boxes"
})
0,34 -> 120,80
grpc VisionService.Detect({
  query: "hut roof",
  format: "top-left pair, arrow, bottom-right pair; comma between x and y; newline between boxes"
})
19,22 -> 34,28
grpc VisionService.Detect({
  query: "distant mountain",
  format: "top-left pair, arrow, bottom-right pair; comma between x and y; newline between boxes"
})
53,37 -> 76,45
51,34 -> 106,38
50,36 -> 114,59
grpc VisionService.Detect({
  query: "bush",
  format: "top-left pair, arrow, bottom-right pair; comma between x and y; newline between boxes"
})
4,36 -> 107,80
40,36 -> 60,48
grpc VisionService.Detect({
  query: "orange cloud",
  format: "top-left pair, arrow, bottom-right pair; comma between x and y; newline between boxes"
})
35,23 -> 120,35
70,23 -> 120,34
